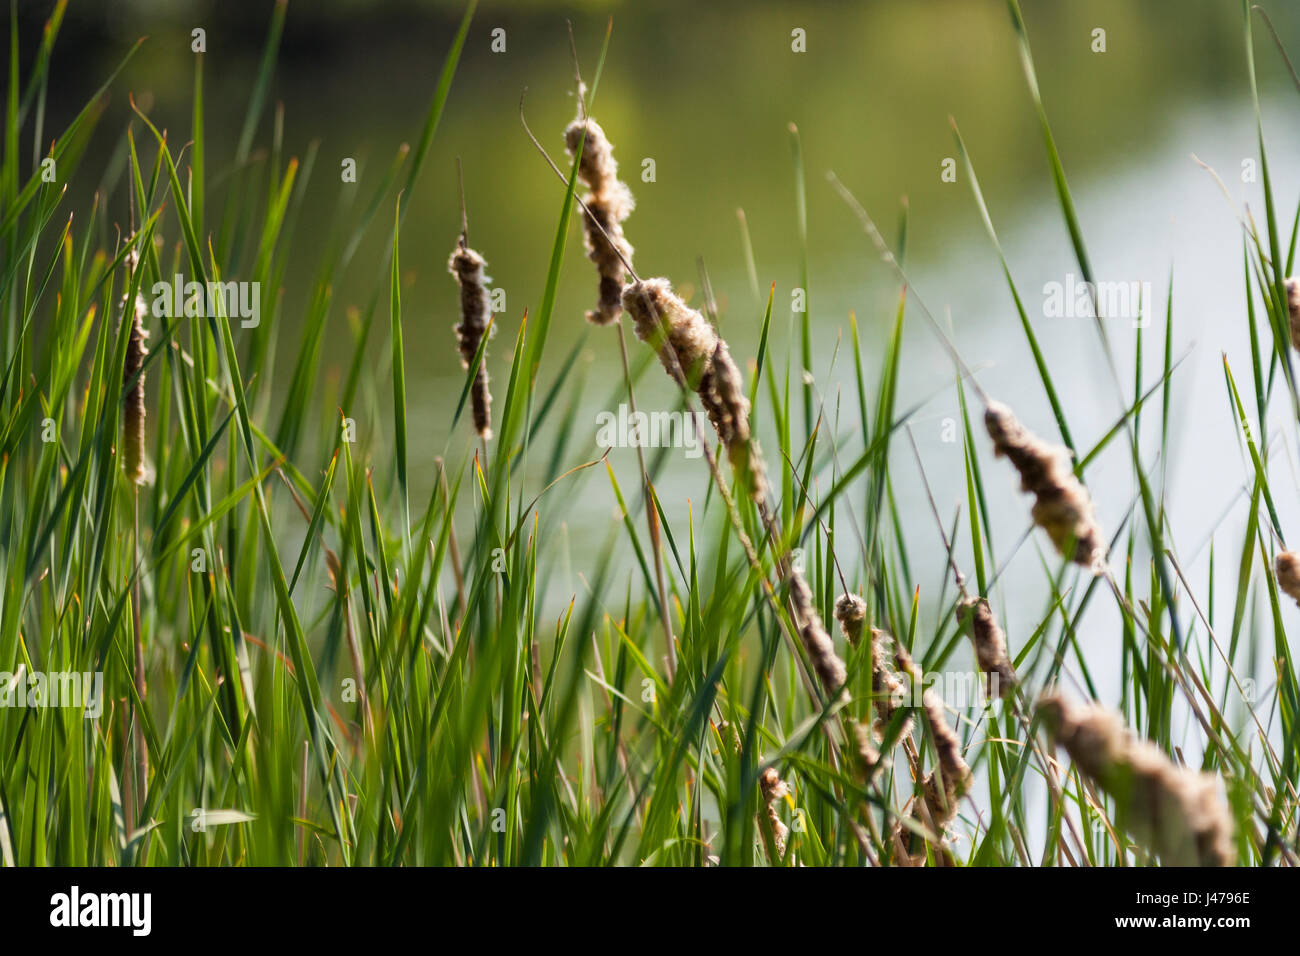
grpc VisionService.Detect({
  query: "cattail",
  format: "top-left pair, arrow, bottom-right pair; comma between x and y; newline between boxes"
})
578,188 -> 634,327
623,278 -> 768,501
787,569 -> 847,701
1286,277 -> 1300,351
895,645 -> 971,826
869,628 -> 912,740
1276,550 -> 1300,607
759,767 -> 790,860
715,720 -> 742,756
122,255 -> 149,486
985,400 -> 1104,570
565,113 -> 621,193
834,592 -> 867,647
565,114 -> 635,326
448,241 -> 493,440
959,596 -> 1017,699
1037,694 -> 1235,866
851,719 -> 882,783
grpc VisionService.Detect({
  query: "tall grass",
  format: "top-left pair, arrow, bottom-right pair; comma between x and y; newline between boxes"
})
0,0 -> 1295,866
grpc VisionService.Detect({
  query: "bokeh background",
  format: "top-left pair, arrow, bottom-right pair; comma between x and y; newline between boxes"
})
14,0 -> 1300,688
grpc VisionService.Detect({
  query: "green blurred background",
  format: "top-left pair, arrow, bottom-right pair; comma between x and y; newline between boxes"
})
14,0 -> 1300,634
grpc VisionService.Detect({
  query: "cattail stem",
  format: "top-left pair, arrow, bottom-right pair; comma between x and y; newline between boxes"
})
121,251 -> 150,839
130,490 -> 148,834
524,94 -> 887,851
297,740 -> 309,866
118,705 -> 133,841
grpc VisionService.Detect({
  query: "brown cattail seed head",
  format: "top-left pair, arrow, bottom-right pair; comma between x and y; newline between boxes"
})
565,115 -> 635,326
715,720 -> 742,756
869,628 -> 912,739
759,767 -> 790,859
1276,551 -> 1300,607
1286,277 -> 1300,351
851,720 -> 882,783
787,569 -> 848,701
959,596 -> 1017,700
702,341 -> 768,501
624,279 -> 716,382
122,258 -> 149,486
565,116 -> 620,193
895,645 -> 971,826
985,400 -> 1104,570
834,593 -> 867,646
448,242 -> 493,440
577,190 -> 634,326
1037,694 -> 1234,866
623,278 -> 768,501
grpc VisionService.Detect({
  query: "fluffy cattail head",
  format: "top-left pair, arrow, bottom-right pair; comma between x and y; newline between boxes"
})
122,254 -> 150,486
869,628 -> 912,739
448,241 -> 493,440
565,109 -> 635,326
623,279 -> 716,383
702,341 -> 768,501
1277,550 -> 1300,607
623,278 -> 768,501
758,767 -> 790,860
895,645 -> 971,825
1037,694 -> 1234,866
788,569 -> 847,701
958,596 -> 1016,699
985,400 -> 1104,570
577,189 -> 634,326
834,593 -> 867,647
565,116 -> 620,194
851,720 -> 882,783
